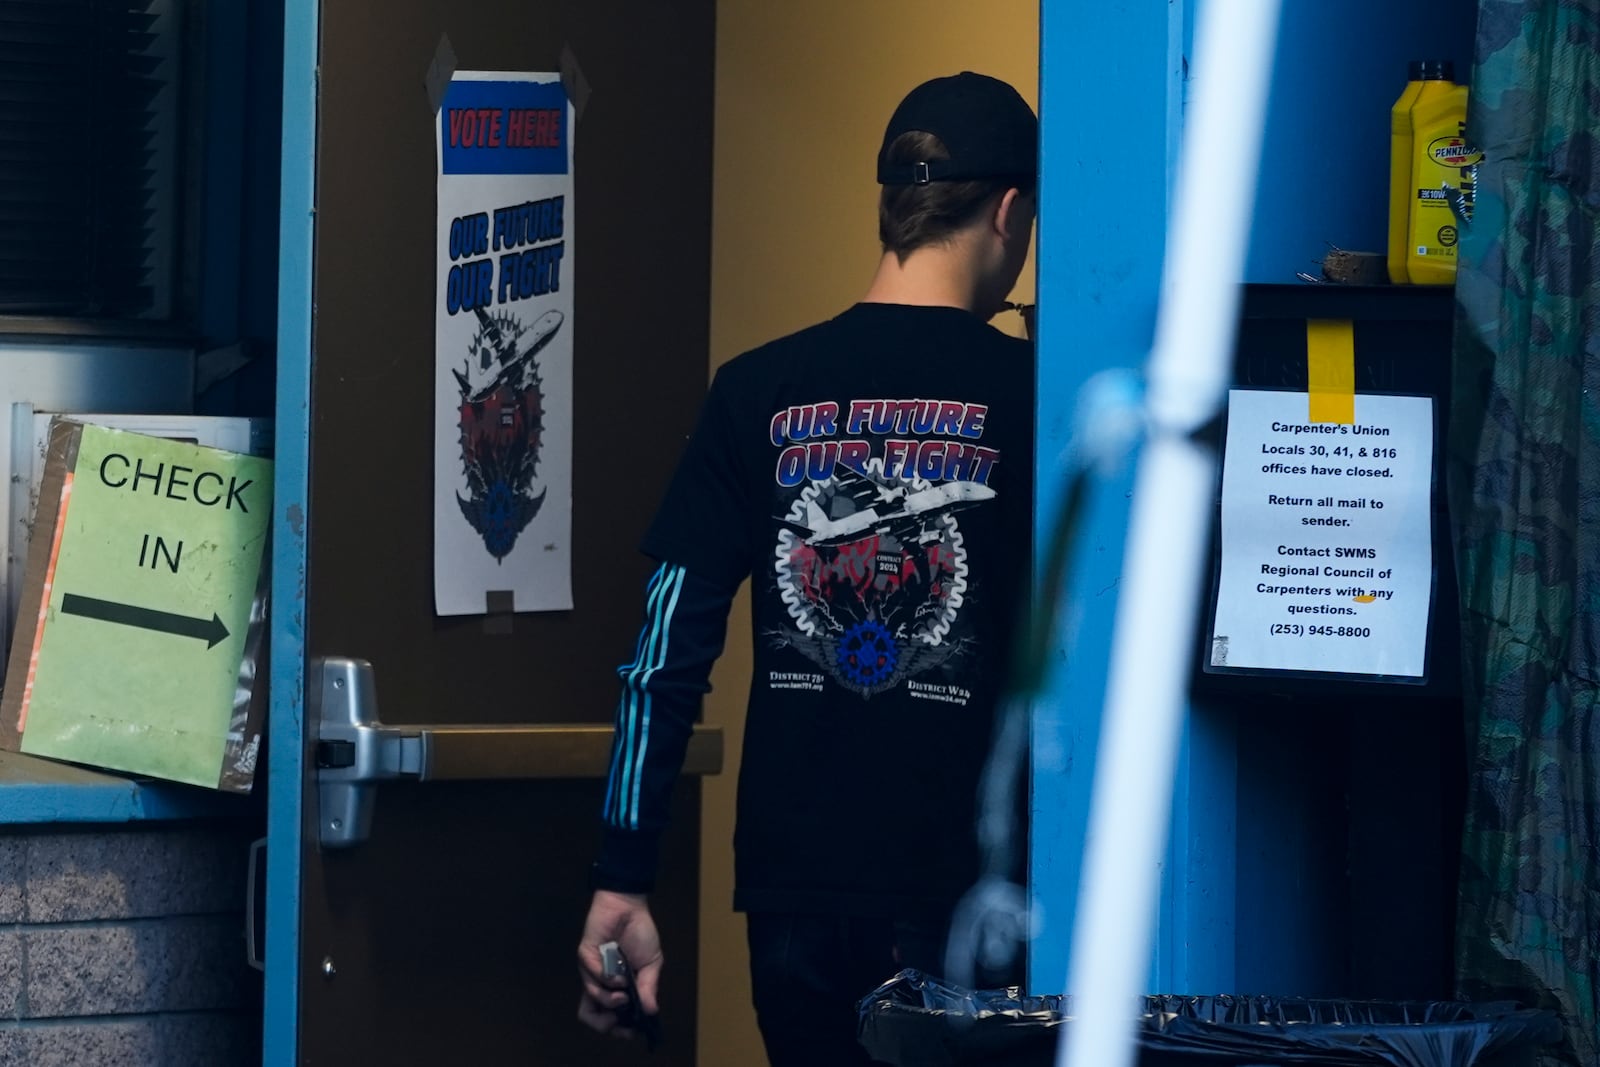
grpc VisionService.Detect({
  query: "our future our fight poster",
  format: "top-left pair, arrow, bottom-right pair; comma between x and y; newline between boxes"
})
434,71 -> 574,614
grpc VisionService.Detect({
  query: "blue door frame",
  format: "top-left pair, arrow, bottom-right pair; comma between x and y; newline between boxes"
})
263,0 -> 317,1061
1028,0 -> 1237,997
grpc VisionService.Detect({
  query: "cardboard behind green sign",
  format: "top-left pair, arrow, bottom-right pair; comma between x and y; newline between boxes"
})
0,420 -> 273,791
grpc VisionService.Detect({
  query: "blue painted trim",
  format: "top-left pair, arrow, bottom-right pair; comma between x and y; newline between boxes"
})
1031,0 -> 1221,995
0,780 -> 251,823
262,0 -> 317,1062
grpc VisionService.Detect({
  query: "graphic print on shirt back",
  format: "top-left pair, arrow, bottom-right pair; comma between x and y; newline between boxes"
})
767,397 -> 1001,700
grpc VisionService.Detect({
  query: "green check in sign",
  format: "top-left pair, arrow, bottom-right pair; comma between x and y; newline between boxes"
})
9,424 -> 272,789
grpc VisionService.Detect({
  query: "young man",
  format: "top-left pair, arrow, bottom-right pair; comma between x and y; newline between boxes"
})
577,71 -> 1037,1065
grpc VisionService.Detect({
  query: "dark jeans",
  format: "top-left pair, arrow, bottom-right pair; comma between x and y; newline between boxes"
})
745,912 -> 947,1067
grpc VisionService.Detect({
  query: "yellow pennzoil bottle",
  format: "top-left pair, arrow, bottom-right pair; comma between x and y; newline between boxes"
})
1389,60 -> 1481,285
1386,63 -> 1428,283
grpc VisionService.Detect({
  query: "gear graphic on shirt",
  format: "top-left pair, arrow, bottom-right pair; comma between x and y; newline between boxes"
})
836,619 -> 898,687
771,457 -> 987,698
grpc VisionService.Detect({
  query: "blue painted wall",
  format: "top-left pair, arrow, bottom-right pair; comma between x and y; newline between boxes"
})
1245,0 -> 1476,282
1033,0 -> 1244,999
1032,0 -> 1477,999
1029,0 -> 1186,995
1235,0 -> 1477,999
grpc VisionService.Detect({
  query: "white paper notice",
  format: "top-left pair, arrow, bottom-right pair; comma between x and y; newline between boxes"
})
1209,389 -> 1434,678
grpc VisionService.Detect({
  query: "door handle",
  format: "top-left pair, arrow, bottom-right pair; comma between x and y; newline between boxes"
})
245,837 -> 266,971
309,656 -> 724,849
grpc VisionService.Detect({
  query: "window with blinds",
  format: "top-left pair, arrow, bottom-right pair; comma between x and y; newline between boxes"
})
1,0 -> 184,321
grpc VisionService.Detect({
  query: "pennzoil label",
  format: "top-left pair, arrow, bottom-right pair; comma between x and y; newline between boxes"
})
1427,136 -> 1483,168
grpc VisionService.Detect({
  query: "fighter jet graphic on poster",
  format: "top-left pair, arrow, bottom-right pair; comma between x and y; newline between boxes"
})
454,307 -> 563,401
780,479 -> 996,548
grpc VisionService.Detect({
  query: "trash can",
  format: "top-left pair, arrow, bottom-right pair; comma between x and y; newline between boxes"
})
857,970 -> 1563,1067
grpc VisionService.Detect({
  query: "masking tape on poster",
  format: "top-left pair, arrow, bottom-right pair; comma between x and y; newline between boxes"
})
424,34 -> 458,115
560,43 -> 592,122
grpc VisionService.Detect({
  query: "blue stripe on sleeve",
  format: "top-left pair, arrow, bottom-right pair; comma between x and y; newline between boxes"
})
628,566 -> 686,827
603,565 -> 672,821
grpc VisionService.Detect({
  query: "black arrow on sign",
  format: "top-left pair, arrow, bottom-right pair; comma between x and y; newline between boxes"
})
61,594 -> 230,649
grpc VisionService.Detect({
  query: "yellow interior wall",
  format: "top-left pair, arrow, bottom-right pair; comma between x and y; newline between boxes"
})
700,4 -> 1039,1064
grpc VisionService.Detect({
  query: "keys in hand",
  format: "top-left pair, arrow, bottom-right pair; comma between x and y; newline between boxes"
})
599,940 -> 662,1051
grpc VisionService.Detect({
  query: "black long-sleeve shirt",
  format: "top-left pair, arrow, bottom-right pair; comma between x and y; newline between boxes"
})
595,303 -> 1033,915
593,562 -> 731,893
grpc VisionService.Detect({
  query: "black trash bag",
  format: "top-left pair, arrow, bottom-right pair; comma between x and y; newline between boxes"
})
856,969 -> 1066,1067
1139,993 -> 1563,1067
857,970 -> 1563,1067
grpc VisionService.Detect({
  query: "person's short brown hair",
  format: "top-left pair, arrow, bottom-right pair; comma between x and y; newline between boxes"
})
877,131 -> 1034,261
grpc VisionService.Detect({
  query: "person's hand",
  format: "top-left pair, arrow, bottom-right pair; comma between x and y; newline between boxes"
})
576,889 -> 662,1036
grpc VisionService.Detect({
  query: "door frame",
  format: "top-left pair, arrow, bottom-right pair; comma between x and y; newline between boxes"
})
1028,0 -> 1237,999
263,0 -> 318,1061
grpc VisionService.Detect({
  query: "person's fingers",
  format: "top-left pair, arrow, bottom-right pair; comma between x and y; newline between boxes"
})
575,948 -> 627,989
633,957 -> 661,1016
576,995 -> 617,1034
575,942 -> 609,978
576,962 -> 626,990
579,974 -> 628,1008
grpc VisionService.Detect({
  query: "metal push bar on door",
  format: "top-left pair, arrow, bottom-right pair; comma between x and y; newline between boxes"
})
310,656 -> 724,848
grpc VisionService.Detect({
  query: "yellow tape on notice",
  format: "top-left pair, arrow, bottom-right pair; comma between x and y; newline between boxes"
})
1306,319 -> 1355,423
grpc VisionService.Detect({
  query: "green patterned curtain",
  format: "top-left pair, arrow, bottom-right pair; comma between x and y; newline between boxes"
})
1449,2 -> 1600,1064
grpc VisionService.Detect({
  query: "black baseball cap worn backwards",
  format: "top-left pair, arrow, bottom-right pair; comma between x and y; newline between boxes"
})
876,71 -> 1038,186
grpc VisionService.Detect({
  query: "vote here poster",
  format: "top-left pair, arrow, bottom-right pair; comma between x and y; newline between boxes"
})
434,72 -> 574,615
1208,389 -> 1435,679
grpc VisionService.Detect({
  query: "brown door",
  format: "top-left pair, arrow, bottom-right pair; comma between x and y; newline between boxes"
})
297,2 -> 715,1062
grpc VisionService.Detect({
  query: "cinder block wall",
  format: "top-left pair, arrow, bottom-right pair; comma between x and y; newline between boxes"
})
0,825 -> 261,1066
